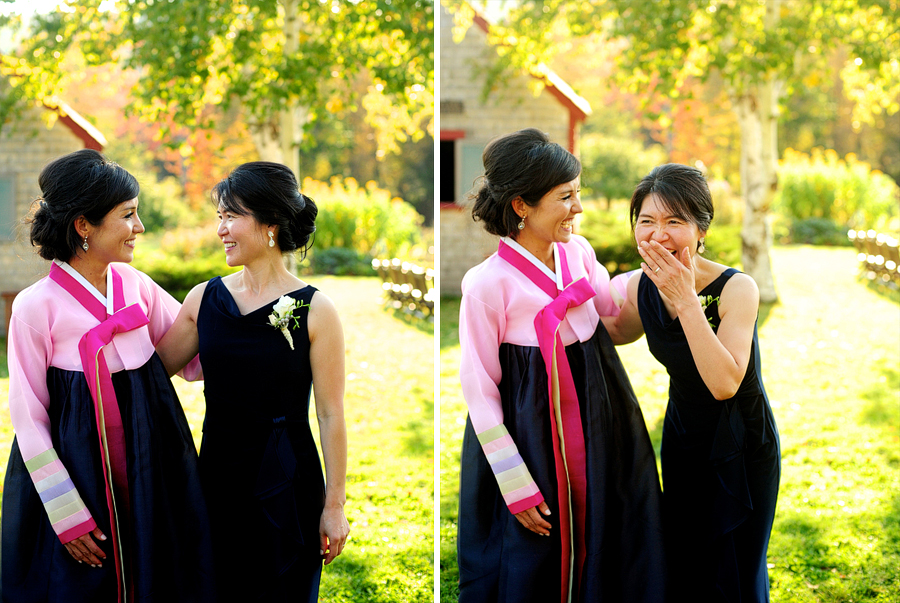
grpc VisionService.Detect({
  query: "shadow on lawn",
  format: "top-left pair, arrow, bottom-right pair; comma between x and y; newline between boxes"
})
859,364 -> 900,433
400,389 -> 434,457
771,513 -> 835,584
326,556 -> 386,600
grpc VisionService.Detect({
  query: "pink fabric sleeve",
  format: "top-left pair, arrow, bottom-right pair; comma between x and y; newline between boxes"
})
459,282 -> 544,514
134,268 -> 203,381
7,306 -> 97,543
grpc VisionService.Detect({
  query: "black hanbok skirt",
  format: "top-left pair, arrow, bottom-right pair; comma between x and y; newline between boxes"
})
1,354 -> 214,602
457,326 -> 668,603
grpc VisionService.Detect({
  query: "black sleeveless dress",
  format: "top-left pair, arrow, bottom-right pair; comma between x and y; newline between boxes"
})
638,268 -> 781,603
196,278 -> 325,603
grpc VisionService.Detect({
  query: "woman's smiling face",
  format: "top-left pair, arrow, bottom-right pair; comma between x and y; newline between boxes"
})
634,193 -> 704,258
517,178 -> 582,247
217,202 -> 270,267
86,198 -> 144,264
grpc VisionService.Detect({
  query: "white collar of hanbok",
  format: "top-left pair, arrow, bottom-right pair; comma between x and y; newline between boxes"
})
500,236 -> 563,291
53,259 -> 114,315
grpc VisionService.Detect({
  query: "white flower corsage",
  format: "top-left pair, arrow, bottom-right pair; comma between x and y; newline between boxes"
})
698,294 -> 720,327
268,295 -> 310,350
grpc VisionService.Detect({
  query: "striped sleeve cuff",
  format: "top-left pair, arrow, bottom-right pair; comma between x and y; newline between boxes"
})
476,424 -> 544,514
25,449 -> 96,544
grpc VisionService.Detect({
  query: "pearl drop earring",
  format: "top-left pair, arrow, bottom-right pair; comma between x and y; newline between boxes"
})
82,235 -> 89,251
268,231 -> 275,247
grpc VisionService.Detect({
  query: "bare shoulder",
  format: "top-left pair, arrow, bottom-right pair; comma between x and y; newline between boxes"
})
309,289 -> 342,322
308,289 -> 343,342
181,280 -> 211,320
723,272 -> 759,296
627,269 -> 641,297
720,271 -> 760,313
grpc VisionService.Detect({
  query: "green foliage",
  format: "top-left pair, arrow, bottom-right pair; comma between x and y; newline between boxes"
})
785,217 -> 853,246
458,0 -> 900,122
133,253 -> 238,302
579,134 -> 666,204
311,247 -> 377,277
578,201 -> 640,275
136,176 -> 198,233
304,176 -> 425,260
774,148 -> 900,231
0,0 -> 434,153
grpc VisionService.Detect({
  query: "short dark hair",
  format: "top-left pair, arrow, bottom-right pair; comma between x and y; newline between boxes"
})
470,128 -> 581,237
212,161 -> 317,259
630,164 -> 714,237
29,149 -> 140,262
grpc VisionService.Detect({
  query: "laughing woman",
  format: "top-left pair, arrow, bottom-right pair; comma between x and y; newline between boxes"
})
1,149 -> 213,602
456,128 -> 667,603
603,163 -> 781,602
157,162 -> 349,603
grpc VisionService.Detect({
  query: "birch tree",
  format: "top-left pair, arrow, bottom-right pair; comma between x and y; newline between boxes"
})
447,0 -> 899,302
1,0 -> 434,177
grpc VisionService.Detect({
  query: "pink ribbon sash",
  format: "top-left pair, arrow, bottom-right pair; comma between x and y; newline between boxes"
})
498,241 -> 596,603
49,263 -> 148,603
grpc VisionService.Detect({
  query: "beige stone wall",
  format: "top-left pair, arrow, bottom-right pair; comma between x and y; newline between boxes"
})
0,108 -> 88,336
439,205 -> 498,296
440,4 -> 574,295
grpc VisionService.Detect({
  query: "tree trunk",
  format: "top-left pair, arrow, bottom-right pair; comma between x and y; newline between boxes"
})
245,0 -> 307,274
733,83 -> 779,304
246,0 -> 306,178
731,0 -> 782,304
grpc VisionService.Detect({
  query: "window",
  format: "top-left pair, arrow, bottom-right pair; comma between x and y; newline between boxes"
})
440,131 -> 486,204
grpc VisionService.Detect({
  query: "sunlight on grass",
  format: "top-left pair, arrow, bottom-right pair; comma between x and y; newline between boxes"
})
439,245 -> 899,603
1,276 -> 433,603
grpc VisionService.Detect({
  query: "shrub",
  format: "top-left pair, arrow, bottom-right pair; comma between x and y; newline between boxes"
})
774,148 -> 900,232
133,252 -> 238,302
138,175 -> 199,233
311,247 -> 377,276
302,176 -> 424,259
787,217 -> 851,246
579,135 -> 666,206
579,200 -> 640,275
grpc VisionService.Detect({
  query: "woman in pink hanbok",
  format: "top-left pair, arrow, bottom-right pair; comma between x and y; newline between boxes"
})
456,128 -> 667,603
1,149 -> 213,602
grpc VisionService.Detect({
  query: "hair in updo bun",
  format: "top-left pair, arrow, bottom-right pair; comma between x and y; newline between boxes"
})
469,128 -> 581,237
29,149 -> 140,262
212,161 -> 317,258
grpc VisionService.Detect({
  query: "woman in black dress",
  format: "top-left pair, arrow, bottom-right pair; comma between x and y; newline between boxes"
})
604,163 -> 781,602
157,162 -> 349,602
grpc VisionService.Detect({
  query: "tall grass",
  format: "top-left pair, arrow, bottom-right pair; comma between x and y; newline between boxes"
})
440,245 -> 899,602
0,276 -> 434,602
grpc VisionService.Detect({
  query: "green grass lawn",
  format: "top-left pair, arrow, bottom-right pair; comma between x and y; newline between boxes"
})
0,275 -> 434,603
439,245 -> 899,602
